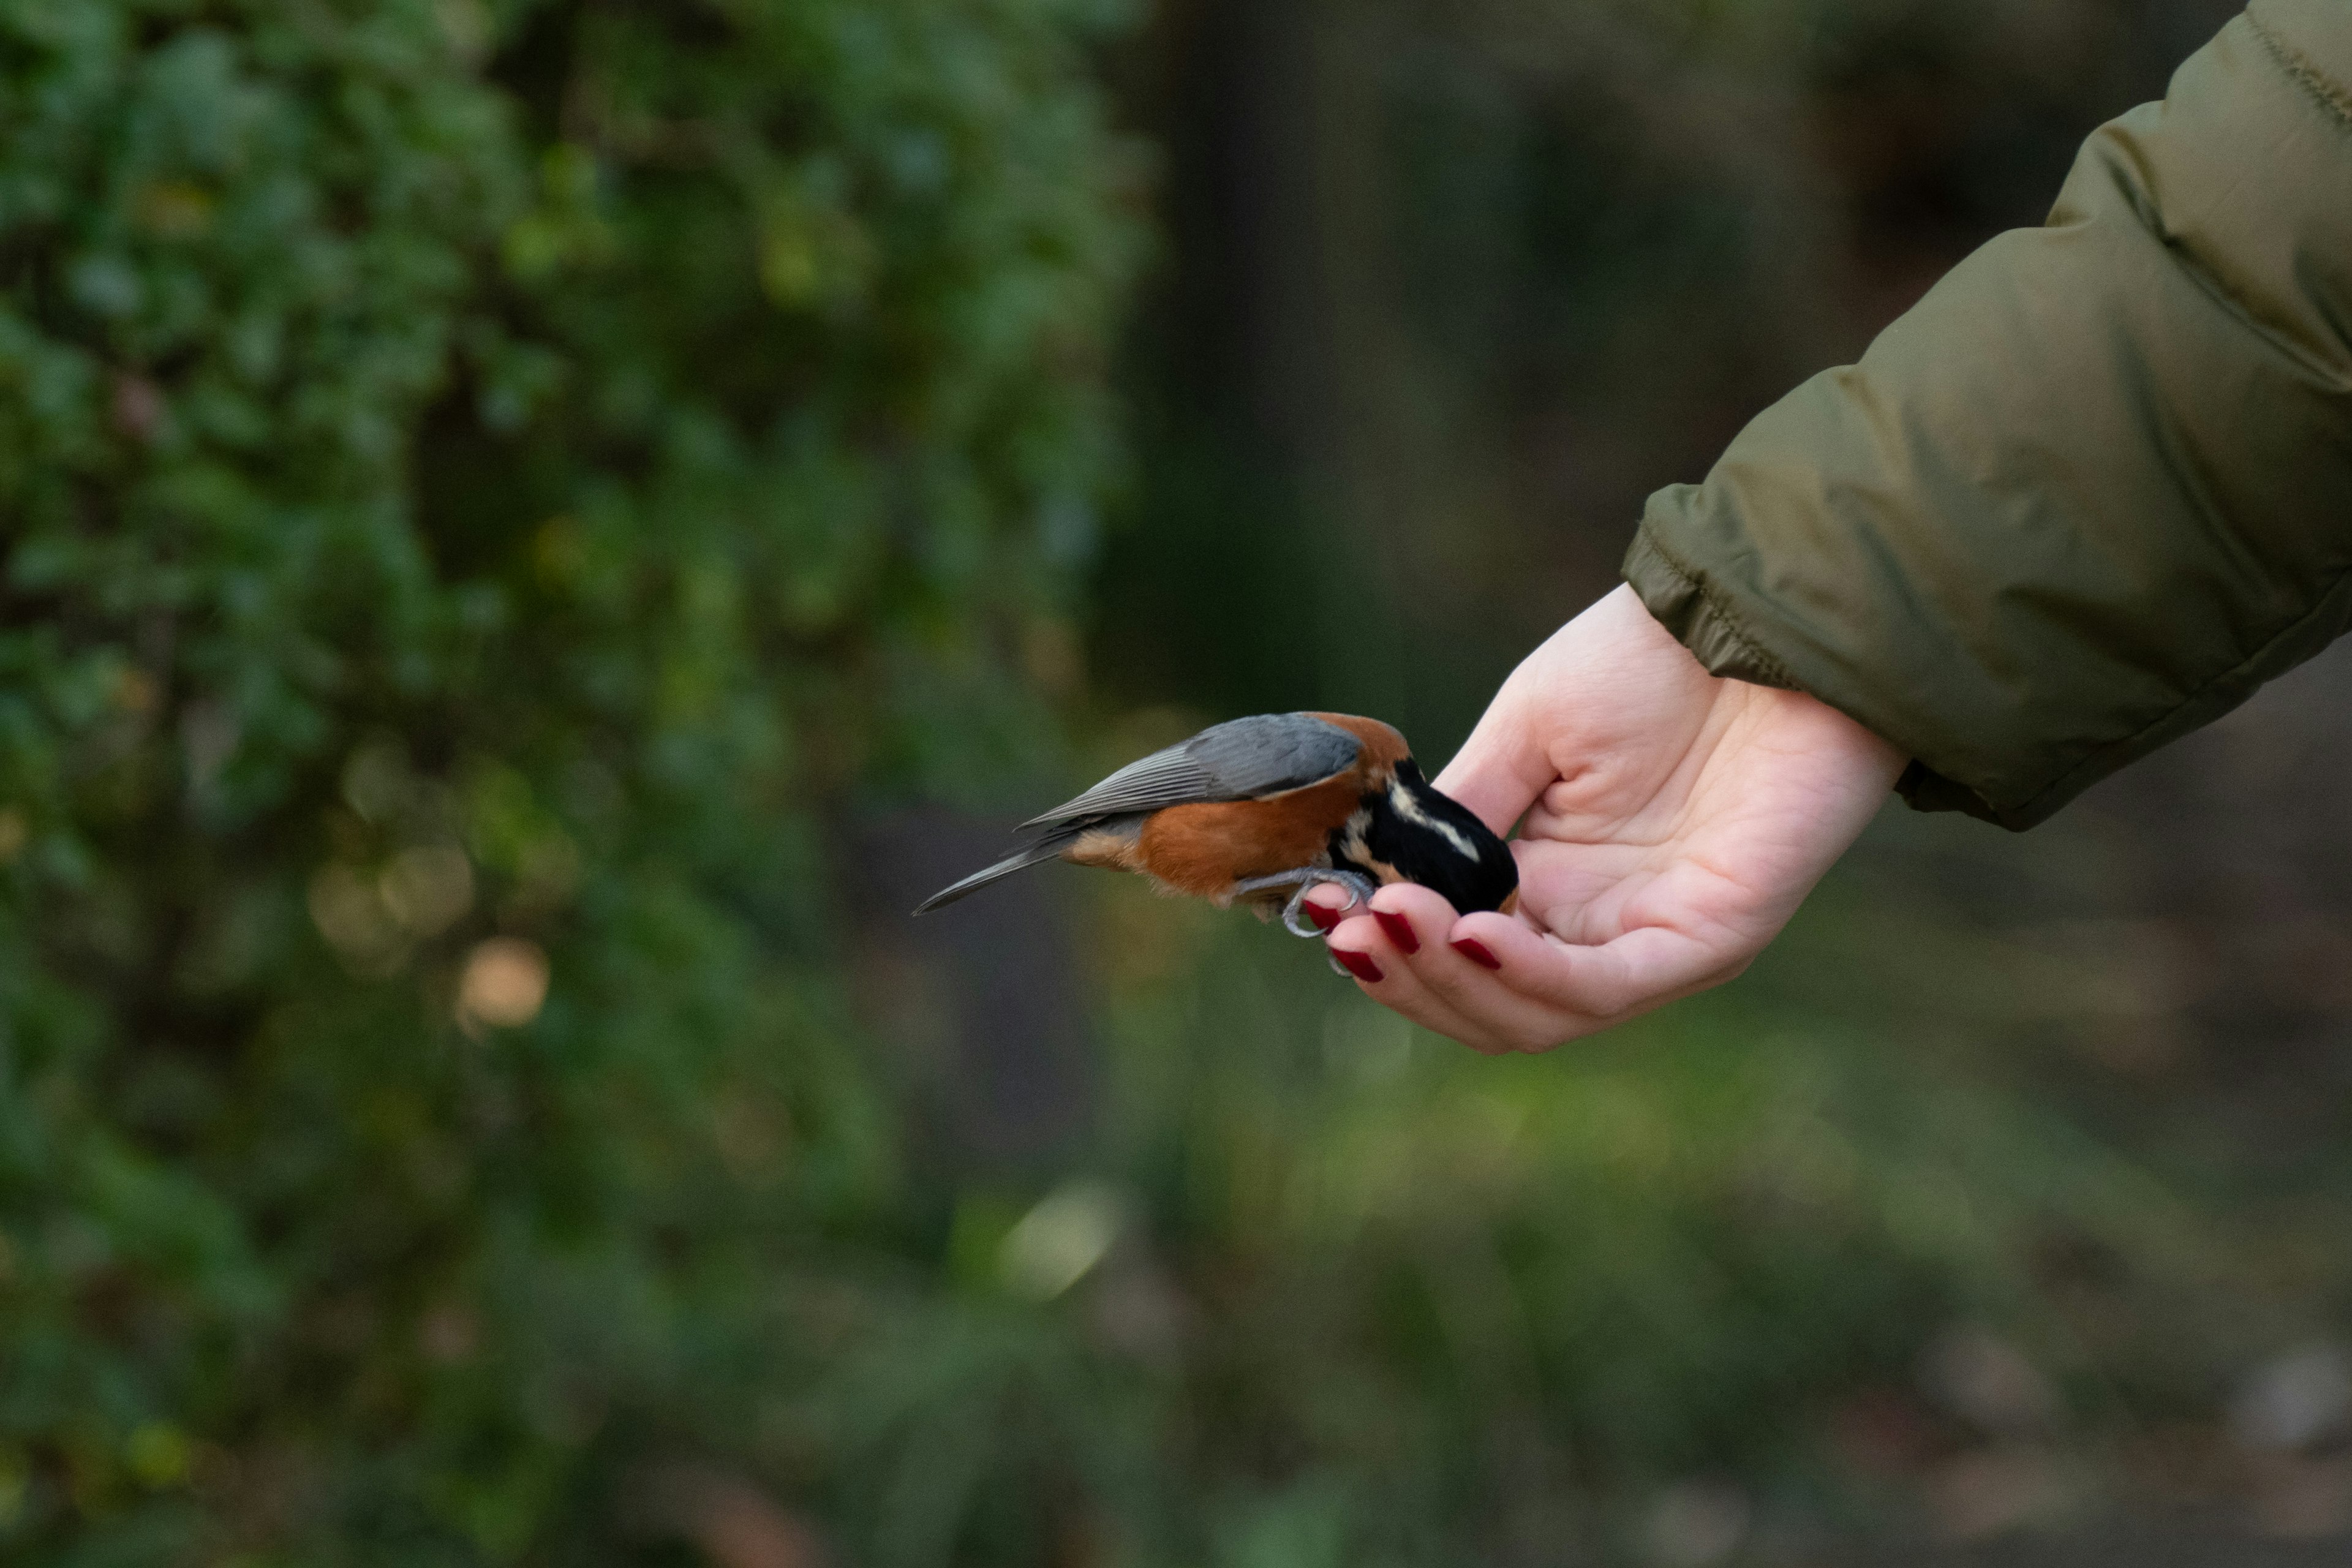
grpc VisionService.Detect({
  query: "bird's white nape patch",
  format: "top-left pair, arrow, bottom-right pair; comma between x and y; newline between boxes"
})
1389,779 -> 1479,859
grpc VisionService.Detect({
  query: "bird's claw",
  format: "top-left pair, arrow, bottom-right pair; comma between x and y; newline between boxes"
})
1294,874 -> 1381,977
1226,867 -> 1381,953
1279,871 -> 1378,939
1282,878 -> 1349,938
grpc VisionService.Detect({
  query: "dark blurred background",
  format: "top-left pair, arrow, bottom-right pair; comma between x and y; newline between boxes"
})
10,0 -> 2352,1564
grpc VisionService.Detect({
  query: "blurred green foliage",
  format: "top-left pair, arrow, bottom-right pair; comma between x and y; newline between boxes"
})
0,0 -> 1137,1557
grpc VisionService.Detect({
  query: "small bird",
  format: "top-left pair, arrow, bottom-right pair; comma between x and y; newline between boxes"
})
914,712 -> 1518,939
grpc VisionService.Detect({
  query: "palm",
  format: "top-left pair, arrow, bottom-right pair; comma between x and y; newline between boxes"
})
1512,689 -> 1882,948
1313,586 -> 1904,1052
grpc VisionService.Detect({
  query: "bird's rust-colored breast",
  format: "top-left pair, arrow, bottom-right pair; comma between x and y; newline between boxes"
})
1134,773 -> 1364,899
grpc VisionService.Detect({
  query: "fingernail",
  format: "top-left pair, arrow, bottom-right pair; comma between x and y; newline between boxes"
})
1451,937 -> 1501,970
1374,910 -> 1419,954
1302,899 -> 1341,934
1333,949 -> 1384,984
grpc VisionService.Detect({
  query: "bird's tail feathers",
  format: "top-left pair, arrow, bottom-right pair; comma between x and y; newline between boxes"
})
912,833 -> 1074,915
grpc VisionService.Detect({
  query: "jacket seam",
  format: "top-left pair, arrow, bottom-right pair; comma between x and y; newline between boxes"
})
2248,10 -> 2352,139
2126,18 -> 2352,397
1631,524 -> 1802,690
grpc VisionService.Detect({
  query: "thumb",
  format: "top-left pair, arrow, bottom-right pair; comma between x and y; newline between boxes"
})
1431,687 -> 1554,837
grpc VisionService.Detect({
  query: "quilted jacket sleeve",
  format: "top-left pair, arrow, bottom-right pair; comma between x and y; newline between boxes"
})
1623,0 -> 2352,827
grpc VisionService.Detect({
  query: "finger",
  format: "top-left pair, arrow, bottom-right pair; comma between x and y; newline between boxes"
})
1322,884 -> 1520,1052
1297,881 -> 1363,935
1448,908 -> 1743,1024
1323,886 -> 1498,1048
1353,885 -> 1586,1052
1431,688 -> 1555,839
1324,907 -> 1514,1055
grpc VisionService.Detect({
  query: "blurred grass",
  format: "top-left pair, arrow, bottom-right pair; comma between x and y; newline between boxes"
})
872,820 -> 2340,1560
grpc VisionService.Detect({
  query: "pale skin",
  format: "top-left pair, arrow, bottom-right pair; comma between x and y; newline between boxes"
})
1304,584 -> 1906,1054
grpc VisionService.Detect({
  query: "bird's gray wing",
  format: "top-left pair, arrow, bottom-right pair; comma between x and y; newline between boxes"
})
1020,712 -> 1363,829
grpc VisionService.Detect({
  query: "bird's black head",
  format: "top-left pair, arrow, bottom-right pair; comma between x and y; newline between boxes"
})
1330,758 -> 1519,914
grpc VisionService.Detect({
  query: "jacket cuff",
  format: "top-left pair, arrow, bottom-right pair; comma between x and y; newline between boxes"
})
1619,527 -> 1796,692
1621,522 -> 2005,826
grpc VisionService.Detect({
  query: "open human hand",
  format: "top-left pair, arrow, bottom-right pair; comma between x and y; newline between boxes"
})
1305,584 -> 1905,1053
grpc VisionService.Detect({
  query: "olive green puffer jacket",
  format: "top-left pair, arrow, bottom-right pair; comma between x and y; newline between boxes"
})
1624,0 -> 2352,829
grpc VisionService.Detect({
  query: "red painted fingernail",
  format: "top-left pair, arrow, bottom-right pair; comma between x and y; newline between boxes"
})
1451,938 -> 1501,970
1334,949 -> 1384,984
1302,899 -> 1341,934
1374,910 -> 1419,954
